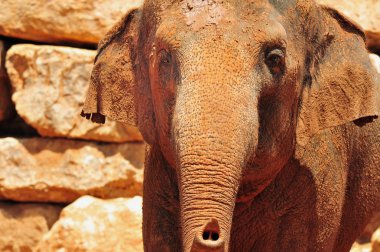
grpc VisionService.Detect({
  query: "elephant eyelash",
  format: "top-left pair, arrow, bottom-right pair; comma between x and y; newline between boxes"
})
158,49 -> 172,65
261,38 -> 287,51
264,47 -> 286,76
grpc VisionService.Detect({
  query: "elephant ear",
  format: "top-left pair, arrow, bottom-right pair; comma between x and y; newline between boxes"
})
296,5 -> 379,146
81,8 -> 141,125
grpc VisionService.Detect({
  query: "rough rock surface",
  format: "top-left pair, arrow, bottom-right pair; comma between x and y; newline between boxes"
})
0,137 -> 145,203
370,54 -> 380,74
358,211 -> 380,243
373,228 -> 380,252
317,0 -> 380,53
0,40 -> 14,122
0,0 -> 143,45
0,202 -> 62,252
350,242 -> 371,252
36,196 -> 143,252
6,44 -> 142,142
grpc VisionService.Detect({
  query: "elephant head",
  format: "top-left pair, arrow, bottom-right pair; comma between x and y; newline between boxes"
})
82,1 -> 379,251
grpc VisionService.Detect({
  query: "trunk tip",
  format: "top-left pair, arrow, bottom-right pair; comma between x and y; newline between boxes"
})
191,218 -> 225,252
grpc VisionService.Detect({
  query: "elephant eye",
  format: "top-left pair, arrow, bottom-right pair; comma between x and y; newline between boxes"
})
158,49 -> 172,65
157,49 -> 173,84
265,48 -> 285,76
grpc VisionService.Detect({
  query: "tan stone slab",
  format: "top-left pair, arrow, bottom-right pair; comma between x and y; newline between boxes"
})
0,137 -> 145,203
36,196 -> 142,252
0,202 -> 62,252
373,228 -> 380,252
0,0 -> 143,45
350,242 -> 372,252
6,44 -> 142,142
317,0 -> 380,53
359,211 -> 380,243
370,54 -> 380,74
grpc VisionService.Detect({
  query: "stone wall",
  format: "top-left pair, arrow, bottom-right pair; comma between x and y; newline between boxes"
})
0,1 -> 378,251
0,0 -> 145,251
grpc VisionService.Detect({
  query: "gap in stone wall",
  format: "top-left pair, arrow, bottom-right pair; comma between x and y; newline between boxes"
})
366,32 -> 380,56
0,116 -> 39,138
0,35 -> 97,51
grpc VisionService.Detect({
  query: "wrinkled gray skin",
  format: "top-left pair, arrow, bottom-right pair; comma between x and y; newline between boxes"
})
82,0 -> 380,251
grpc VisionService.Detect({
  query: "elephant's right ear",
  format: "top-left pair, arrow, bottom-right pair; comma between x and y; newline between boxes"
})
296,5 -> 379,146
81,8 -> 141,125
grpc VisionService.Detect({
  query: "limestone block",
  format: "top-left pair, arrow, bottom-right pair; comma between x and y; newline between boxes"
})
0,137 -> 145,203
0,202 -> 62,252
6,44 -> 142,142
0,0 -> 143,45
36,196 -> 143,252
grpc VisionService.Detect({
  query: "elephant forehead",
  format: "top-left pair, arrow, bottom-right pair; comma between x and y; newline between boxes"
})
180,0 -> 232,31
157,2 -> 275,36
179,0 -> 281,30
158,1 -> 287,39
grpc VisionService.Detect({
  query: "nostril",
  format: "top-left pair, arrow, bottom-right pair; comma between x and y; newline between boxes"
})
211,232 -> 219,241
202,231 -> 210,240
202,230 -> 219,241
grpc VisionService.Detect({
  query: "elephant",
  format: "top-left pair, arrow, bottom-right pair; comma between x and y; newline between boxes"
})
81,0 -> 380,251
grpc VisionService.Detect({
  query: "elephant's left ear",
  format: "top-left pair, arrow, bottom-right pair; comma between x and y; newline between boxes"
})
81,8 -> 141,125
296,5 -> 380,146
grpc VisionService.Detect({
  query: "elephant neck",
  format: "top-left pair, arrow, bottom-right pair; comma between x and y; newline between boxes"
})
236,158 -> 291,203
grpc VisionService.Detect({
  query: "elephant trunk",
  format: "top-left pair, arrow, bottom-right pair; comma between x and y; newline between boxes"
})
179,144 -> 246,252
173,75 -> 258,252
